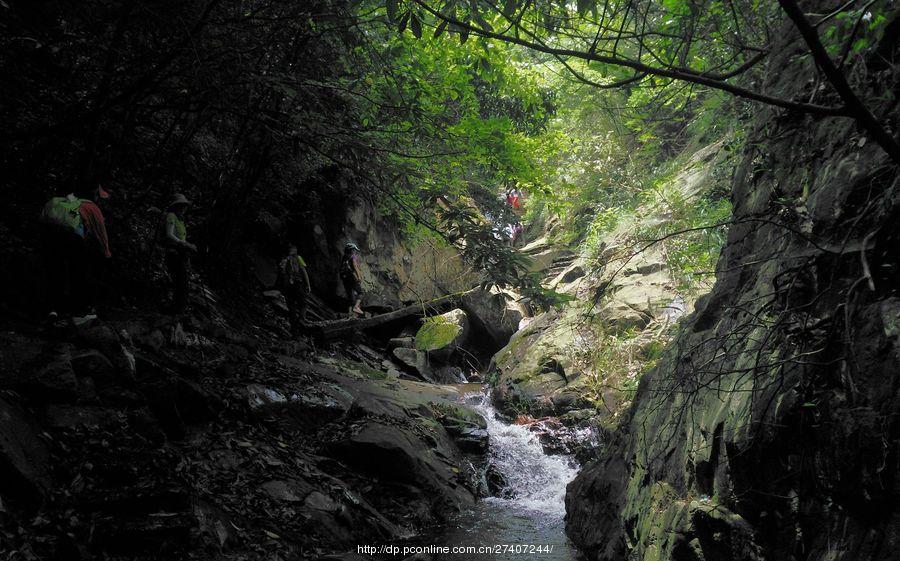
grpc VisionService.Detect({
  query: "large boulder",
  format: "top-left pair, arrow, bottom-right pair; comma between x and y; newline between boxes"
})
459,288 -> 522,350
391,347 -> 434,382
599,248 -> 679,330
329,421 -> 477,509
491,310 -> 595,416
415,308 -> 470,362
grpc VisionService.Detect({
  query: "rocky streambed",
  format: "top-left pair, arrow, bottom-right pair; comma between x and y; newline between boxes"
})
404,388 -> 585,561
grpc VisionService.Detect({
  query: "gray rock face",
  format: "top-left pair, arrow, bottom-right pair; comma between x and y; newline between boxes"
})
565,18 -> 900,561
459,288 -> 522,349
491,310 -> 594,417
0,397 -> 51,508
330,421 -> 476,508
392,346 -> 433,381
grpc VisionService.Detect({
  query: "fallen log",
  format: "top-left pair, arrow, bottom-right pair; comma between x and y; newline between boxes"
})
307,290 -> 473,341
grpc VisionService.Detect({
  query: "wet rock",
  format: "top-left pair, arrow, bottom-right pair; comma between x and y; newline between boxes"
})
260,479 -> 313,502
485,464 -> 507,495
0,397 -> 51,509
431,402 -> 489,454
453,426 -> 489,454
246,382 -> 353,430
432,365 -> 466,384
391,347 -> 434,382
527,417 -> 601,458
491,311 -> 601,417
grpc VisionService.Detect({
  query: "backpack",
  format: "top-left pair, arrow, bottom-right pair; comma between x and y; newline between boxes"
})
40,197 -> 84,236
340,253 -> 355,280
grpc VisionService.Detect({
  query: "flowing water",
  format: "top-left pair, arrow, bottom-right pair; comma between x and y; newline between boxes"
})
423,389 -> 583,560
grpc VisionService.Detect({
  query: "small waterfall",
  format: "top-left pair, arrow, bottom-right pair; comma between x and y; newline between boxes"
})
419,389 -> 582,560
466,391 -> 579,519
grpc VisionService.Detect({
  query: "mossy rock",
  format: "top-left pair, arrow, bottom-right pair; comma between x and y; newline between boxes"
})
415,309 -> 469,352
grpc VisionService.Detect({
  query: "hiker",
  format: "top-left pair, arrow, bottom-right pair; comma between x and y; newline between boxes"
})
160,194 -> 197,314
279,244 -> 311,333
39,186 -> 111,319
512,221 -> 524,246
340,242 -> 364,316
510,188 -> 523,212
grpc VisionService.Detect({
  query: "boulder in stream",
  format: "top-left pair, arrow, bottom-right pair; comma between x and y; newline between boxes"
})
414,308 -> 470,362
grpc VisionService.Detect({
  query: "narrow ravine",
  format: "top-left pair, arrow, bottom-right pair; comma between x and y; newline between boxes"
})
421,389 -> 582,560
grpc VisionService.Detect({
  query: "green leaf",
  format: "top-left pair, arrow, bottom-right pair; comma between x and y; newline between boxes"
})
410,13 -> 422,38
434,19 -> 448,38
474,13 -> 494,32
398,11 -> 409,32
577,0 -> 593,15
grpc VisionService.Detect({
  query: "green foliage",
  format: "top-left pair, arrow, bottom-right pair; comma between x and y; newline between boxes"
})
575,322 -> 674,407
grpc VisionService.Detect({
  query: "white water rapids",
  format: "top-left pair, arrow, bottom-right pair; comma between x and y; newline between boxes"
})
420,389 -> 583,560
468,391 -> 579,517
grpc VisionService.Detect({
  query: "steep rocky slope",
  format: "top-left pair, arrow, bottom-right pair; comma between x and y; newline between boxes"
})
0,195 -> 499,560
566,10 -> 900,561
0,312 -> 492,560
491,141 -> 729,422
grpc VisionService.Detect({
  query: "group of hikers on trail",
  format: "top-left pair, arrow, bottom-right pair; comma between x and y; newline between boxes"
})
40,190 -> 198,319
40,188 -> 367,330
275,241 -> 365,333
495,187 -> 525,246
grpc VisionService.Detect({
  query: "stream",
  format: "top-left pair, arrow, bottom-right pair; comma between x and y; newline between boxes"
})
421,388 -> 583,560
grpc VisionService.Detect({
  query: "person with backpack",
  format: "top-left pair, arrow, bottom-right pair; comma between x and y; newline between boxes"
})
159,194 -> 197,314
278,244 -> 311,334
40,185 -> 111,319
340,242 -> 364,316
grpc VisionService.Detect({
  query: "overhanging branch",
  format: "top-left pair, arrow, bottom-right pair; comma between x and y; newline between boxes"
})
413,0 -> 849,117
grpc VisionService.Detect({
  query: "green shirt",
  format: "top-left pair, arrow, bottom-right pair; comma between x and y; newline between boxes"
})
284,254 -> 307,279
166,212 -> 187,242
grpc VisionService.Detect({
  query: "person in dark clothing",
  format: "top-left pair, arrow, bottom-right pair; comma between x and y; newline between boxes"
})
340,242 -> 364,316
279,244 -> 311,334
160,194 -> 196,314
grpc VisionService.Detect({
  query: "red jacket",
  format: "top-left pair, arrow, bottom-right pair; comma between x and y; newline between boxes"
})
78,201 -> 111,258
